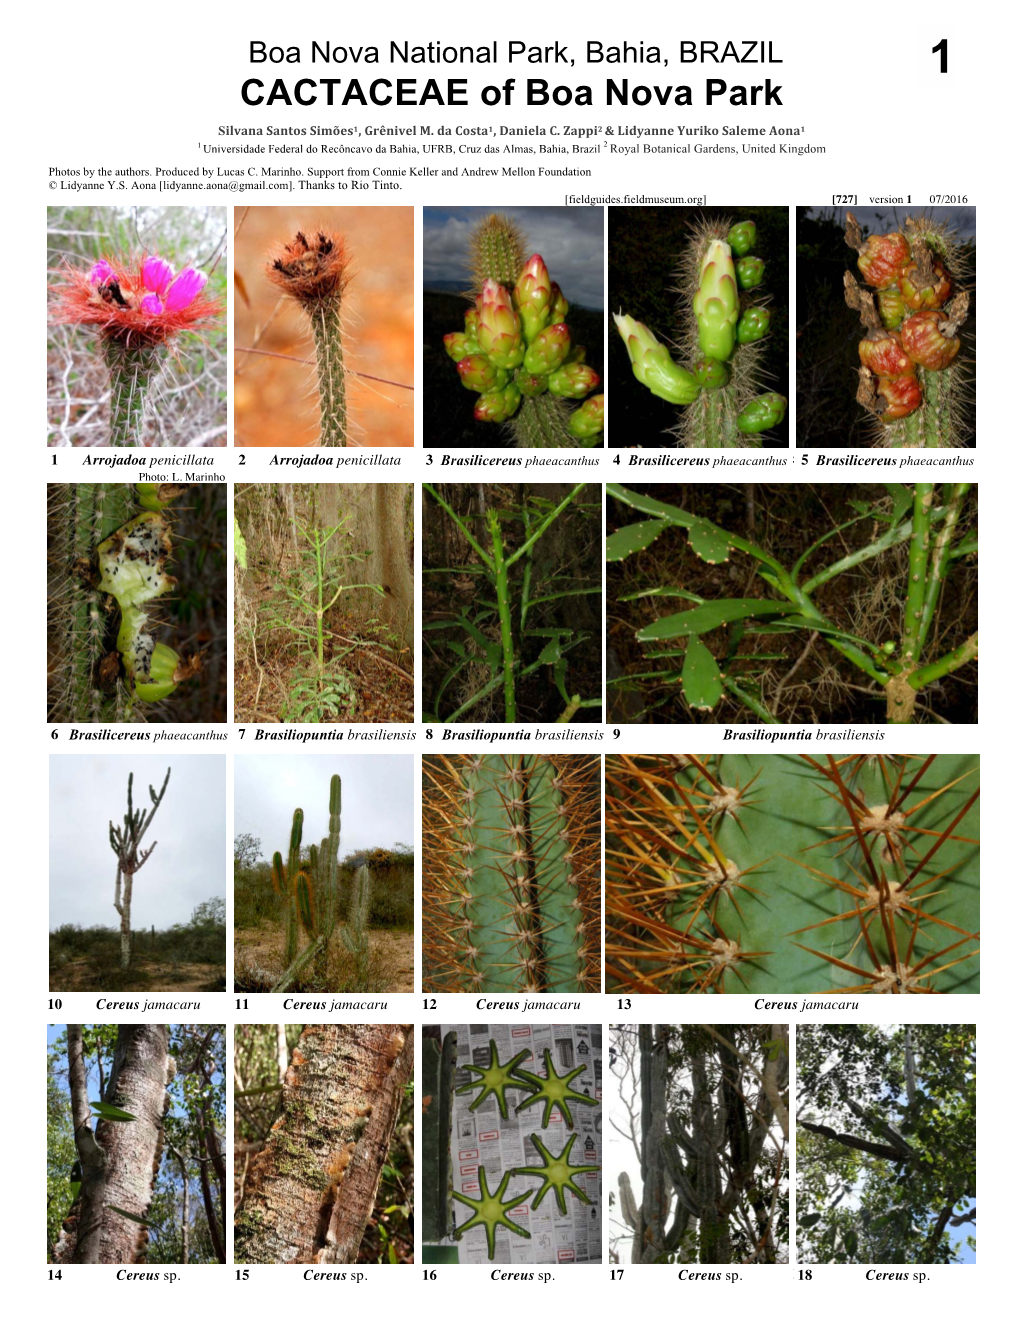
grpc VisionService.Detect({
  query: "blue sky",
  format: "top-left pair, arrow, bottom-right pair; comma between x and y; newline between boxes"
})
423,206 -> 605,309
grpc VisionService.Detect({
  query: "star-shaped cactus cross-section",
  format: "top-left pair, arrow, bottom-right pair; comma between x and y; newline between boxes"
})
511,1132 -> 600,1215
452,1166 -> 533,1260
456,1039 -> 538,1119
513,1048 -> 599,1128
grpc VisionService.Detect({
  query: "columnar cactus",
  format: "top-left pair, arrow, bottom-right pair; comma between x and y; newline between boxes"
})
443,214 -> 604,447
267,231 -> 351,447
109,768 -> 171,970
340,864 -> 373,989
615,217 -> 786,447
52,255 -> 219,447
606,754 -> 979,994
844,212 -> 970,447
272,774 -> 350,990
422,754 -> 600,991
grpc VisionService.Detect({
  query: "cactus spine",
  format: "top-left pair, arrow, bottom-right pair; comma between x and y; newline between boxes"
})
844,212 -> 971,447
109,768 -> 171,970
422,754 -> 599,992
606,754 -> 979,994
443,214 -> 604,447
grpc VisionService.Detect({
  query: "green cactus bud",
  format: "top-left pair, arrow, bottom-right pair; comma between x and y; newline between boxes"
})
736,392 -> 787,434
735,257 -> 765,289
726,221 -> 757,256
476,279 -> 525,369
523,323 -> 571,376
695,359 -> 731,391
515,371 -> 549,397
474,382 -> 522,423
692,242 -> 740,362
547,362 -> 600,399
567,393 -> 604,439
736,306 -> 771,344
513,254 -> 554,343
549,281 -> 569,323
900,311 -> 961,372
614,313 -> 700,405
457,354 -> 508,393
444,332 -> 476,363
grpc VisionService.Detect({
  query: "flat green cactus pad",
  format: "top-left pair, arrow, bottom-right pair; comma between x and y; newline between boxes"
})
513,1048 -> 598,1128
511,1132 -> 599,1214
456,1039 -> 538,1120
452,1166 -> 533,1261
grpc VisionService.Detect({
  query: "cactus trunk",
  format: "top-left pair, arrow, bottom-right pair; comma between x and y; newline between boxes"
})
103,339 -> 165,447
273,775 -> 345,991
109,768 -> 171,972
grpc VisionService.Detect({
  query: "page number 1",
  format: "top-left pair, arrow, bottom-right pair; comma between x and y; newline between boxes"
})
932,39 -> 947,72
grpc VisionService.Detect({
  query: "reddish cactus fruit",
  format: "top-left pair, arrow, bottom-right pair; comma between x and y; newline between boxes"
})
899,260 -> 953,310
859,330 -> 914,378
857,232 -> 911,288
900,311 -> 961,371
877,374 -> 922,420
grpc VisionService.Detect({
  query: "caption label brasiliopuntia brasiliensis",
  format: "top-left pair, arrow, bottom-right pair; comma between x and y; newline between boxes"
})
442,215 -> 603,448
843,211 -> 970,447
615,216 -> 787,448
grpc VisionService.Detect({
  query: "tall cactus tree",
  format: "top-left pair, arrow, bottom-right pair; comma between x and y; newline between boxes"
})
616,1024 -> 788,1264
109,768 -> 171,970
272,775 -> 349,991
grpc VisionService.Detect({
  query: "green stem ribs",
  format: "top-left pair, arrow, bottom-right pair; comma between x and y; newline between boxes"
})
310,297 -> 348,447
103,340 -> 165,448
423,755 -> 598,992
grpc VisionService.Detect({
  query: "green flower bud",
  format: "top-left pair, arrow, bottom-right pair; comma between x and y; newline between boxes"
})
523,323 -> 571,376
567,393 -> 604,439
694,358 -> 730,391
516,371 -> 549,397
727,221 -> 757,256
736,306 -> 771,344
547,362 -> 600,399
476,279 -> 525,369
737,392 -> 787,434
474,382 -> 522,423
444,332 -> 476,363
457,354 -> 508,393
736,257 -> 765,289
513,254 -> 554,343
692,241 -> 739,362
613,313 -> 700,405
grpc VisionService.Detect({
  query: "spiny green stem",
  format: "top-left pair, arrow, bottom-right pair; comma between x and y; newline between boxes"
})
917,482 -> 969,652
309,296 -> 348,447
511,393 -> 575,448
103,340 -> 164,447
911,631 -> 978,689
488,511 -> 517,722
902,484 -> 933,667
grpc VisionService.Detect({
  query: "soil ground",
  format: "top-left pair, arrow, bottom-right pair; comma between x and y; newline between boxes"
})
234,922 -> 414,993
